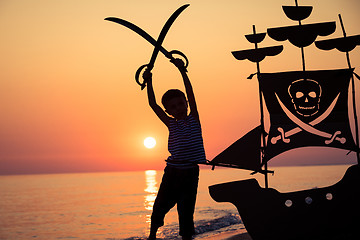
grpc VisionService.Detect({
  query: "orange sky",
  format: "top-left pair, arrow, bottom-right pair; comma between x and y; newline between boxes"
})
1,0 -> 360,174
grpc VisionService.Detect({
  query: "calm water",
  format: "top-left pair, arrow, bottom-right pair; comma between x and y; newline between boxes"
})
0,164 -> 352,240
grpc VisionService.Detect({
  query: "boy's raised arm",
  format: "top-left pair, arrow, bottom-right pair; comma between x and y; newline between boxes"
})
171,59 -> 199,120
143,70 -> 170,126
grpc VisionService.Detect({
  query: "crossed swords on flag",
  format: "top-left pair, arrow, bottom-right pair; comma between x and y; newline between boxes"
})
271,92 -> 347,145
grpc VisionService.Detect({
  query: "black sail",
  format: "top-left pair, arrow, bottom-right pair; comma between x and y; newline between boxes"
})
210,126 -> 262,171
267,22 -> 336,48
259,68 -> 359,162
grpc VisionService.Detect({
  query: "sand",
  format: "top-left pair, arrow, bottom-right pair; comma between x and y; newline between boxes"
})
198,229 -> 252,240
225,232 -> 253,240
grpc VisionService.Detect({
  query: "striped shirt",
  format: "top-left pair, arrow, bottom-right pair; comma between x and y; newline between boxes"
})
166,113 -> 206,168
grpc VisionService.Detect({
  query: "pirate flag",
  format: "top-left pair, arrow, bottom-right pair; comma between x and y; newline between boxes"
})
259,68 -> 358,162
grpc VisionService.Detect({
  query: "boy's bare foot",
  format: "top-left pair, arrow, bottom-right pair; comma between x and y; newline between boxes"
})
148,235 -> 156,240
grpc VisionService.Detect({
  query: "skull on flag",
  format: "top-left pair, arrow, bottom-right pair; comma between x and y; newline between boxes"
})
288,79 -> 322,117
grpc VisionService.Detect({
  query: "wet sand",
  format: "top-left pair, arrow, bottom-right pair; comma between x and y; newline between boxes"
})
199,229 -> 252,240
226,232 -> 252,240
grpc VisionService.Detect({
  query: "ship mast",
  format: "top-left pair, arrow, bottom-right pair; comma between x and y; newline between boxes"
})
230,26 -> 283,187
338,14 -> 360,163
295,0 -> 306,71
314,13 -> 360,163
252,25 -> 269,188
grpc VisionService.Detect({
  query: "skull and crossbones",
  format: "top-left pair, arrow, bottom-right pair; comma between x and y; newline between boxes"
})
271,79 -> 346,145
288,79 -> 321,117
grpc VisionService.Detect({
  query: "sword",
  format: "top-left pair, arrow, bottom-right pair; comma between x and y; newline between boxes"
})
272,93 -> 340,144
105,4 -> 190,90
274,93 -> 346,144
104,17 -> 188,64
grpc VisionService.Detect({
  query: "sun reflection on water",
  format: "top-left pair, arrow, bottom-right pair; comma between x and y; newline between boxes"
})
144,170 -> 158,224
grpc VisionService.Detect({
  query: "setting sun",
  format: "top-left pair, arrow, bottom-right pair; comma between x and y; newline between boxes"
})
144,137 -> 156,149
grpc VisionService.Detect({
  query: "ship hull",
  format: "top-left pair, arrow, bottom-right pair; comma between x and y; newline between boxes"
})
209,165 -> 360,240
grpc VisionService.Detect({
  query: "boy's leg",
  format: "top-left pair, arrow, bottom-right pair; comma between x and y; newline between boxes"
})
177,166 -> 199,238
148,224 -> 159,240
149,167 -> 177,238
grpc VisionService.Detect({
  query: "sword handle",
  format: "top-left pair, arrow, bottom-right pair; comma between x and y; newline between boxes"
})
135,50 -> 189,90
169,50 -> 189,70
135,64 -> 149,90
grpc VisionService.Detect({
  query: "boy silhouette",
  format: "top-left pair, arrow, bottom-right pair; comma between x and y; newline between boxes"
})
143,58 -> 206,240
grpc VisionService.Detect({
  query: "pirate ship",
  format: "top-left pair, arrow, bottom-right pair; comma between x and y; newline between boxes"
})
208,1 -> 360,240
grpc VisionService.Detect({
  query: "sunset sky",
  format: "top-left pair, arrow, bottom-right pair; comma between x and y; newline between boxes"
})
1,0 -> 360,175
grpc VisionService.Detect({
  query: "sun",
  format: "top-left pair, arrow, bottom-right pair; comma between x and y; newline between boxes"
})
144,137 -> 156,149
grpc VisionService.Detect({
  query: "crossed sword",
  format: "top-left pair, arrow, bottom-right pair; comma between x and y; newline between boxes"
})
271,93 -> 346,145
105,4 -> 190,90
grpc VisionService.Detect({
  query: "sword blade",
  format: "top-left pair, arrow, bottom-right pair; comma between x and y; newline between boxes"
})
309,93 -> 340,126
147,4 -> 189,70
275,93 -> 332,139
104,17 -> 171,58
285,93 -> 340,137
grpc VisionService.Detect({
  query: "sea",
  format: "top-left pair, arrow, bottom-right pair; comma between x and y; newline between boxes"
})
0,164 -> 353,240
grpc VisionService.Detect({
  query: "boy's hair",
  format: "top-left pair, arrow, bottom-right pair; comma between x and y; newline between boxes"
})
161,89 -> 186,109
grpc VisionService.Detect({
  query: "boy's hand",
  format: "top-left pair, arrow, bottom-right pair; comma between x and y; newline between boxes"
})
142,69 -> 152,82
171,58 -> 186,72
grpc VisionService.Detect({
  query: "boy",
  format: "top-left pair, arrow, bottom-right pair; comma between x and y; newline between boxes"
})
143,58 -> 206,240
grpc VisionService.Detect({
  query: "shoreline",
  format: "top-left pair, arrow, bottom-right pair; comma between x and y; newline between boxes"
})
213,231 -> 252,240
195,227 -> 252,240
